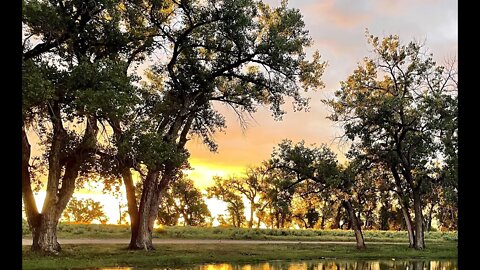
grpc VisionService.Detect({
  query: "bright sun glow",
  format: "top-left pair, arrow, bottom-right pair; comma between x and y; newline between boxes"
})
29,159 -> 247,225
32,191 -> 128,224
186,158 -> 246,189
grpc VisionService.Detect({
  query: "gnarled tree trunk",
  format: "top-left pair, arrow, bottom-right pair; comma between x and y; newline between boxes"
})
23,114 -> 98,254
128,165 -> 176,250
120,166 -> 140,248
129,170 -> 159,250
31,211 -> 61,253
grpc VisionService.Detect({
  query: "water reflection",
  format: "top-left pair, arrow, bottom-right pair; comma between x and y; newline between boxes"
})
74,259 -> 457,270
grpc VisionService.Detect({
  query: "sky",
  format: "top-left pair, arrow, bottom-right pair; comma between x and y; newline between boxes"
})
29,0 -> 458,224
185,0 -> 458,188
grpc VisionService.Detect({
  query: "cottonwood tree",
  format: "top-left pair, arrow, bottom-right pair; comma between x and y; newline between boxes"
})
157,176 -> 211,226
106,0 -> 325,250
257,169 -> 295,229
22,0 -> 154,253
325,34 -> 457,249
62,198 -> 108,224
228,167 -> 266,228
290,181 -> 322,229
268,140 -> 368,249
207,176 -> 245,227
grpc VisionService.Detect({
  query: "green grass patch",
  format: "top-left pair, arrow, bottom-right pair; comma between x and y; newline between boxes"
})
22,242 -> 457,270
153,226 -> 457,243
23,223 -> 458,244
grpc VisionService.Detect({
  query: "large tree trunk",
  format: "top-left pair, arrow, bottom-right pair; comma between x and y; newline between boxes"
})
275,212 -> 280,229
22,126 -> 42,250
413,190 -> 425,249
232,214 -> 237,227
129,170 -> 159,250
121,166 -> 140,248
129,167 -> 174,250
27,146 -> 89,254
31,211 -> 61,253
23,112 -> 97,254
343,200 -> 366,250
129,113 -> 194,249
257,213 -> 262,228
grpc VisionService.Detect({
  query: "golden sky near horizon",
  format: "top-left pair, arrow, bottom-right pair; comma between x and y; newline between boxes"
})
27,0 -> 458,224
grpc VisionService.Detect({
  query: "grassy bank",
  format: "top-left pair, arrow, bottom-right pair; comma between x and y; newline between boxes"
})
22,242 -> 457,270
22,222 -> 458,243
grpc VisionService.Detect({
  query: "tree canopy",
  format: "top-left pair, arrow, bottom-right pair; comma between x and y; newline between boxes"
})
325,33 -> 458,249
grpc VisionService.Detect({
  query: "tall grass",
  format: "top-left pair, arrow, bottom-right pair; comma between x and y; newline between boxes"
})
22,222 -> 457,243
155,226 -> 457,242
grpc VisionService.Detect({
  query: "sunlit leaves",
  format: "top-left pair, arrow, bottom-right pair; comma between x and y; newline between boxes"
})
62,198 -> 108,224
207,176 -> 245,227
158,176 -> 211,226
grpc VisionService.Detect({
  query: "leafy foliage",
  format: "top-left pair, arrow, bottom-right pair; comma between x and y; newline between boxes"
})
62,198 -> 108,224
158,177 -> 211,226
207,176 -> 245,228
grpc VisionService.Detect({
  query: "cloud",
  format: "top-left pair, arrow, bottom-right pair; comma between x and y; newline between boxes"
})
184,0 -> 457,188
298,0 -> 373,29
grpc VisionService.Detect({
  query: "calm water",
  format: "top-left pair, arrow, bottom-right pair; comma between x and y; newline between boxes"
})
72,259 -> 457,270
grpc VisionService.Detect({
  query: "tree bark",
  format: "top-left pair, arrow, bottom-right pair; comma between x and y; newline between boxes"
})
343,200 -> 366,250
24,114 -> 98,254
121,166 -> 140,248
413,190 -> 425,249
426,202 -> 434,232
22,126 -> 42,248
129,166 -> 175,250
275,212 -> 280,229
31,211 -> 61,253
127,113 -> 194,249
129,170 -> 159,250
